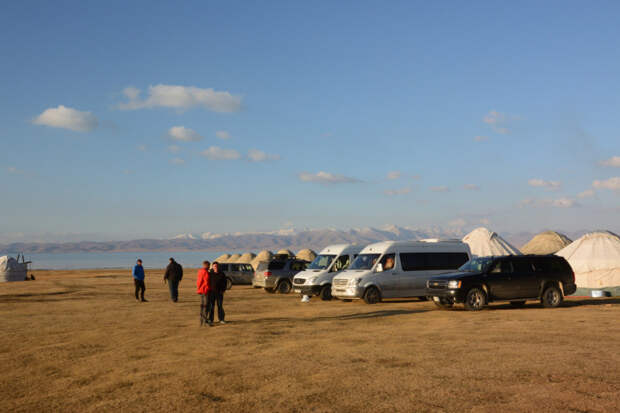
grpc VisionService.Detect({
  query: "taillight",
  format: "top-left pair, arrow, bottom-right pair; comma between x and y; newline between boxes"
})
264,271 -> 272,277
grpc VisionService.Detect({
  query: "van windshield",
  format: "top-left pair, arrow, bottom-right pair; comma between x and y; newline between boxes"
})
307,254 -> 336,270
349,254 -> 381,270
458,257 -> 494,273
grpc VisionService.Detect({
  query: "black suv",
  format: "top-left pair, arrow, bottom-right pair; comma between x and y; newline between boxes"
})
426,255 -> 576,311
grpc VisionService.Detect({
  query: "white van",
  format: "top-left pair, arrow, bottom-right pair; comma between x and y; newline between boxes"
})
331,240 -> 471,304
292,244 -> 363,300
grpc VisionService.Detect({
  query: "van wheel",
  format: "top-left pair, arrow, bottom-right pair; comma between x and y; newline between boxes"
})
464,288 -> 486,311
265,288 -> 276,294
433,297 -> 454,309
541,285 -> 563,308
226,278 -> 233,290
319,285 -> 332,301
510,300 -> 526,308
277,280 -> 292,294
363,287 -> 381,304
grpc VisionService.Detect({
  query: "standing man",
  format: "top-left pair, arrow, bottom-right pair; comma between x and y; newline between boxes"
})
208,261 -> 227,325
196,261 -> 210,326
164,257 -> 183,302
133,259 -> 147,302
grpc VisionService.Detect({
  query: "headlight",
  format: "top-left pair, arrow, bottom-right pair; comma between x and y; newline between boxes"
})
308,276 -> 318,284
448,280 -> 462,289
351,278 -> 362,286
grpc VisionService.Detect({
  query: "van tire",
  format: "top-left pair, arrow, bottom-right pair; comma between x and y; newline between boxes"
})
541,285 -> 563,308
363,286 -> 381,304
265,288 -> 276,294
277,280 -> 292,294
226,277 -> 233,290
342,299 -> 352,302
319,285 -> 332,301
464,288 -> 486,311
510,300 -> 526,308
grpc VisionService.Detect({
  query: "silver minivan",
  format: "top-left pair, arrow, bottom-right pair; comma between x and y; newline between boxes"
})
331,240 -> 471,303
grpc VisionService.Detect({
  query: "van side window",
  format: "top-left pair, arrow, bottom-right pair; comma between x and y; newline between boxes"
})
400,252 -> 469,271
378,254 -> 396,271
331,255 -> 351,272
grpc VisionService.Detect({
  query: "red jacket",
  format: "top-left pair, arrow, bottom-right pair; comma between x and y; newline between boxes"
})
196,268 -> 210,294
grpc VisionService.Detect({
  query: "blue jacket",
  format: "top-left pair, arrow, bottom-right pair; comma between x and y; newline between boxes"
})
133,265 -> 145,280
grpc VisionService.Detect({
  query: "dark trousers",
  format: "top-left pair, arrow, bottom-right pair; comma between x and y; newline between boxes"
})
207,292 -> 225,322
167,279 -> 179,302
200,294 -> 209,324
134,279 -> 145,300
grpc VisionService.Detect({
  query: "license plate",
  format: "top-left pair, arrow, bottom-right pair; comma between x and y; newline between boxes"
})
294,289 -> 301,293
335,289 -> 345,294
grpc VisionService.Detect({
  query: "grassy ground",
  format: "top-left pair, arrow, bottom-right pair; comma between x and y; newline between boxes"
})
0,269 -> 619,412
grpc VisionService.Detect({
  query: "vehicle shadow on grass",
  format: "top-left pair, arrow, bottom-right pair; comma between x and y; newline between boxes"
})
237,308 -> 429,324
471,297 -> 620,311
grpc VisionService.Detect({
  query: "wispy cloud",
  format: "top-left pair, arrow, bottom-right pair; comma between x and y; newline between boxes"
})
387,171 -> 401,180
117,84 -> 242,113
137,144 -> 147,152
215,130 -> 231,140
430,186 -> 450,192
520,197 -> 578,208
577,189 -> 595,199
600,156 -> 620,167
33,105 -> 98,132
593,177 -> 620,191
298,171 -> 361,185
7,166 -> 22,175
528,178 -> 561,190
483,110 -> 519,134
463,184 -> 480,191
170,157 -> 185,165
474,135 -> 489,142
167,145 -> 181,153
247,149 -> 281,162
384,187 -> 411,196
168,126 -> 203,142
201,146 -> 241,161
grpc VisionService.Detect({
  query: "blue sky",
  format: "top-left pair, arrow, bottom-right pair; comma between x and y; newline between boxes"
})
1,1 -> 619,241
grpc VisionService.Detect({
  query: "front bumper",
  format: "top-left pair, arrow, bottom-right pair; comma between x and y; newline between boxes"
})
331,284 -> 364,299
293,285 -> 322,295
426,288 -> 467,302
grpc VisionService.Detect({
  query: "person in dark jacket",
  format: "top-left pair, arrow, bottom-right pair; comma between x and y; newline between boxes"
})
207,261 -> 227,325
132,259 -> 147,302
164,257 -> 183,302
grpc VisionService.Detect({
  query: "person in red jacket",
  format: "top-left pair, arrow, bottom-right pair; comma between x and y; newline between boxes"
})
196,261 -> 211,326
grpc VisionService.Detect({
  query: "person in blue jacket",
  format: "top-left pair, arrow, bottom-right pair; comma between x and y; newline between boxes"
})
132,259 -> 147,302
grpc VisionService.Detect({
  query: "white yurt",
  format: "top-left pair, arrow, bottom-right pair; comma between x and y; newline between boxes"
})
1,255 -> 28,282
296,248 -> 317,263
521,231 -> 572,255
214,254 -> 231,263
276,249 -> 295,257
462,227 -> 521,257
251,250 -> 273,270
226,253 -> 241,263
238,252 -> 256,264
556,231 -> 620,295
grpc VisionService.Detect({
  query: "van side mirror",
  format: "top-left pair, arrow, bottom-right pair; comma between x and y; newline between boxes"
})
376,263 -> 383,273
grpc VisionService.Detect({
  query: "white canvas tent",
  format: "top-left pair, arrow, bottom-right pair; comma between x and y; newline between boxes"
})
1,255 -> 28,282
521,231 -> 572,255
556,231 -> 620,294
462,227 -> 521,257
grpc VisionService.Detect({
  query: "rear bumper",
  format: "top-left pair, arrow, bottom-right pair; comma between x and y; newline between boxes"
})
253,278 -> 276,288
426,288 -> 467,302
563,283 -> 577,296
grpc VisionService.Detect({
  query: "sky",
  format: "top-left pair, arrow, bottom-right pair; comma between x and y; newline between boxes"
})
1,0 -> 620,242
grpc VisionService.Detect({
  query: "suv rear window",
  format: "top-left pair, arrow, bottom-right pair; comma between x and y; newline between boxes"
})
268,261 -> 286,270
532,257 -> 571,273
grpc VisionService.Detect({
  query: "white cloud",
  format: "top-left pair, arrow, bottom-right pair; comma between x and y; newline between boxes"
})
600,156 -> 620,168
168,126 -> 203,142
215,130 -> 231,140
247,149 -> 281,162
384,187 -> 411,196
387,171 -> 401,180
137,144 -> 147,152
7,166 -> 22,174
430,186 -> 450,192
520,197 -> 578,208
552,198 -> 577,208
298,171 -> 361,184
117,84 -> 242,113
201,146 -> 241,161
170,157 -> 185,165
474,136 -> 488,142
593,177 -> 620,191
577,189 -> 595,199
167,145 -> 181,153
528,178 -> 561,190
33,105 -> 98,132
463,184 -> 480,191
482,110 -> 518,134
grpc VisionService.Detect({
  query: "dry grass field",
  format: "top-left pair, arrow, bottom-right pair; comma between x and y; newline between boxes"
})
0,269 -> 619,412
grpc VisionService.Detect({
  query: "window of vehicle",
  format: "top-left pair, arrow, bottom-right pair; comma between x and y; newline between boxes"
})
268,261 -> 286,270
330,254 -> 351,272
400,252 -> 469,271
307,254 -> 336,270
490,260 -> 513,274
349,254 -> 381,270
512,260 -> 534,273
218,264 -> 230,271
378,254 -> 396,272
243,264 -> 253,271
230,264 -> 240,271
458,257 -> 494,272
291,261 -> 307,271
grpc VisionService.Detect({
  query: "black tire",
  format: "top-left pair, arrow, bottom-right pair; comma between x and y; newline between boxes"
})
277,280 -> 292,294
541,285 -> 563,308
226,277 -> 233,290
342,299 -> 352,302
510,300 -> 526,308
432,297 -> 454,309
265,288 -> 276,294
363,286 -> 381,304
319,285 -> 332,301
464,288 -> 486,311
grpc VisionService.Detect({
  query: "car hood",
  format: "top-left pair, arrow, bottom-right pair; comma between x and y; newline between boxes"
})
429,271 -> 482,280
294,269 -> 327,279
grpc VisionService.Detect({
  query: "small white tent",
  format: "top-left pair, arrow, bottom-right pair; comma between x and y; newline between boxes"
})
556,231 -> 620,294
521,231 -> 572,255
462,227 -> 521,257
1,255 -> 28,282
